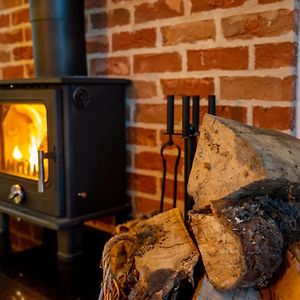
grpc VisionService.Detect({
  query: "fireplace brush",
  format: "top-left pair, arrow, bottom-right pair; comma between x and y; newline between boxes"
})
160,95 -> 217,219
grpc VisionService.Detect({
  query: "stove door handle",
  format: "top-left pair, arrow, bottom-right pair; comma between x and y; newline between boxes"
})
38,150 -> 45,193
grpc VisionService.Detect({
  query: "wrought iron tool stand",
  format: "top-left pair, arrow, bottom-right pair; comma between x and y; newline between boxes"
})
160,95 -> 216,219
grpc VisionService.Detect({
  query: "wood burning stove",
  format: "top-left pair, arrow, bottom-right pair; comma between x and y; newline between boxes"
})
0,77 -> 129,259
0,0 -> 130,260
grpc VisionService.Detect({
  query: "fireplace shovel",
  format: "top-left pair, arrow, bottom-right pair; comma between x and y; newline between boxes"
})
160,95 -> 181,212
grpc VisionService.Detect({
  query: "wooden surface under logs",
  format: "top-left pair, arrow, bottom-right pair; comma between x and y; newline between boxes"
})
188,114 -> 300,209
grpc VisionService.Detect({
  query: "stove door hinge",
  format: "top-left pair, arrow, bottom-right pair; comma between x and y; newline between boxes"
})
38,150 -> 56,193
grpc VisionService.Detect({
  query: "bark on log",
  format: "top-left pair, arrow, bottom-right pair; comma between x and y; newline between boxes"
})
189,196 -> 300,290
128,208 -> 199,300
188,114 -> 300,209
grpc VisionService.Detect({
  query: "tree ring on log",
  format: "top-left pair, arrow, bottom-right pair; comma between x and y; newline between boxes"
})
189,195 -> 299,290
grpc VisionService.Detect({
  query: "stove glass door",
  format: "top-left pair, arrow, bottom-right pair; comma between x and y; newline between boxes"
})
0,103 -> 49,181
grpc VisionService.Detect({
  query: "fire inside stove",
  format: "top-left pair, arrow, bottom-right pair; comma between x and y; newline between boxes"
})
0,103 -> 48,181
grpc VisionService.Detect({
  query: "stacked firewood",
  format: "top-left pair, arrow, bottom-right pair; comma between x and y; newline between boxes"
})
99,115 -> 300,300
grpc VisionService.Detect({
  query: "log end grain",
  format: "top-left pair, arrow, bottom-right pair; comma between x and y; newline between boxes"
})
188,114 -> 300,209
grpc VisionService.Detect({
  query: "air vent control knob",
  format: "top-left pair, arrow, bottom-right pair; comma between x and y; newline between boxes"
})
8,184 -> 24,204
73,87 -> 90,108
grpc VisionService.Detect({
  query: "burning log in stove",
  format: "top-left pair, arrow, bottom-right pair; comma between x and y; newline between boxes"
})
188,114 -> 300,290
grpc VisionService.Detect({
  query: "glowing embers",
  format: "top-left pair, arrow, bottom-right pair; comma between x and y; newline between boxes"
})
0,103 -> 48,181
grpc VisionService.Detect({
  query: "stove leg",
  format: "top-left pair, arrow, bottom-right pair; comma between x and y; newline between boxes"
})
57,226 -> 83,261
0,213 -> 11,258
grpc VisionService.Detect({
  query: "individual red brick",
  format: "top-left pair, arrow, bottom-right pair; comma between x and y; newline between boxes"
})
217,106 -> 247,123
134,52 -> 181,73
128,172 -> 156,194
108,8 -> 130,27
0,14 -> 9,28
13,46 -> 33,60
135,196 -> 162,213
90,12 -> 106,29
187,47 -> 248,71
253,106 -> 293,130
135,104 -> 165,124
0,0 -> 22,9
191,0 -> 246,12
135,151 -> 163,171
85,0 -> 107,9
127,80 -> 157,99
161,78 -> 214,97
220,76 -> 294,101
161,178 -> 184,201
135,0 -> 184,24
86,35 -> 108,53
161,20 -> 215,45
112,28 -> 156,51
2,65 -> 24,79
134,104 -> 181,125
90,56 -> 130,76
0,29 -> 23,44
0,50 -> 10,62
24,26 -> 32,41
222,9 -> 295,40
127,127 -> 157,146
91,8 -> 130,29
12,8 -> 29,25
135,151 -> 183,174
255,42 -> 295,69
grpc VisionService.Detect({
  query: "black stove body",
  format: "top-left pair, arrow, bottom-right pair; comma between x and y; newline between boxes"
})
0,77 -> 129,259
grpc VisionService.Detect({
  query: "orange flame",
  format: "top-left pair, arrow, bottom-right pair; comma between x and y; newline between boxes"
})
12,146 -> 22,160
29,136 -> 38,174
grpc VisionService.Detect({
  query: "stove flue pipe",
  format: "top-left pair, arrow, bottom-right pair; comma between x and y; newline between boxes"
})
29,0 -> 87,77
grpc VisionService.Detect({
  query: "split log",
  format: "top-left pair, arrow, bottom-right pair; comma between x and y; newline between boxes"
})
100,208 -> 200,300
188,114 -> 300,209
128,208 -> 199,300
189,196 -> 300,290
187,115 -> 300,290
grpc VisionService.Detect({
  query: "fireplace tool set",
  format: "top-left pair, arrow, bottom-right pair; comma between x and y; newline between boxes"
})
160,95 -> 216,219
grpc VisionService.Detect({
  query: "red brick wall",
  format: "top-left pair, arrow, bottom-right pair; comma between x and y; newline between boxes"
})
85,0 -> 297,215
0,0 -> 298,245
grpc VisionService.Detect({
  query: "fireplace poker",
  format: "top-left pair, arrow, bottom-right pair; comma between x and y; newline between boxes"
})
183,95 -> 200,219
183,95 -> 216,219
160,95 -> 181,213
208,95 -> 216,115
